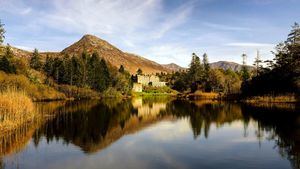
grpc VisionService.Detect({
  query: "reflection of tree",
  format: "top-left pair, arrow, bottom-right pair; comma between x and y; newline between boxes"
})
0,159 -> 3,169
165,100 -> 246,139
242,104 -> 300,169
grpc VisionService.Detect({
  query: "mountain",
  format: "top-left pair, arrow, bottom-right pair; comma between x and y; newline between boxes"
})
61,34 -> 170,74
210,61 -> 254,72
162,63 -> 187,72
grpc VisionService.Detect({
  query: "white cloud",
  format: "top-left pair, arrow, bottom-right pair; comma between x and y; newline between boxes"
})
203,22 -> 252,31
144,44 -> 191,66
225,42 -> 275,47
20,7 -> 32,15
14,45 -> 34,51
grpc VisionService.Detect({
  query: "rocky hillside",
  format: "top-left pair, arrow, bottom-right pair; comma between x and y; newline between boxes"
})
61,35 -> 170,74
162,63 -> 187,72
210,61 -> 254,72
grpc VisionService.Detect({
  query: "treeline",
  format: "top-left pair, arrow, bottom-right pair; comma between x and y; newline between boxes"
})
32,50 -> 133,95
158,53 -> 242,94
241,23 -> 300,97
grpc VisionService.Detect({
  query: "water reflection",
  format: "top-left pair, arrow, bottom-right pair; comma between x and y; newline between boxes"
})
0,98 -> 299,169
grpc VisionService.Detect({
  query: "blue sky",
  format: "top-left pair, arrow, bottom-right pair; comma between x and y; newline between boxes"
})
0,0 -> 299,67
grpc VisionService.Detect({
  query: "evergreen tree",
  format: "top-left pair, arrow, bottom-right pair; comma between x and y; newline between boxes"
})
5,44 -> 13,58
81,51 -> 89,86
88,52 -> 101,89
98,59 -> 110,91
0,55 -> 15,73
253,50 -> 263,76
137,68 -> 143,75
0,19 -> 5,45
188,53 -> 204,92
43,55 -> 54,77
119,65 -> 125,73
203,53 -> 211,91
71,56 -> 83,86
30,48 -> 42,70
241,53 -> 250,82
0,45 -> 16,73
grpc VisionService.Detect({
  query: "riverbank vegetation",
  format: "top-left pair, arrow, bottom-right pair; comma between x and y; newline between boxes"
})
0,89 -> 36,133
241,23 -> 299,101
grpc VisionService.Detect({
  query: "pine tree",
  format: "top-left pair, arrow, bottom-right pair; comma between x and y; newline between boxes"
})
241,53 -> 250,82
0,45 -> 16,73
0,55 -> 15,73
88,52 -> 101,89
253,50 -> 263,76
30,48 -> 42,70
203,53 -> 212,91
71,56 -> 83,86
5,44 -> 13,58
119,65 -> 125,73
0,19 -> 5,45
137,68 -> 143,75
43,55 -> 54,77
97,59 -> 110,91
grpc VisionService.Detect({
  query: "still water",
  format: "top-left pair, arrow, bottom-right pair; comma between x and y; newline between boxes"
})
0,97 -> 299,169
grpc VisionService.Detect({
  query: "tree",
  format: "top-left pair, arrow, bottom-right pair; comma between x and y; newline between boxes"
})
0,55 -> 15,73
0,45 -> 16,73
80,51 -> 89,86
253,50 -> 263,76
97,59 -> 110,91
87,52 -> 101,89
187,53 -> 204,92
43,55 -> 54,77
203,53 -> 211,91
0,19 -> 5,45
241,53 -> 250,82
137,68 -> 143,75
119,65 -> 125,73
30,48 -> 42,70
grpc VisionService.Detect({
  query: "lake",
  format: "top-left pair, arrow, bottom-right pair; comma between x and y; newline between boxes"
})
0,97 -> 299,169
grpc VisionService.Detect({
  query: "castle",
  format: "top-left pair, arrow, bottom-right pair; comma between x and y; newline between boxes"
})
132,75 -> 166,92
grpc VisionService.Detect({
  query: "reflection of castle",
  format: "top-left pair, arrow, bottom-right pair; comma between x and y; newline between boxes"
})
132,75 -> 166,92
132,98 -> 167,117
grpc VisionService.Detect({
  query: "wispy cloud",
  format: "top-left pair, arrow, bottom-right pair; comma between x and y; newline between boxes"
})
203,22 -> 252,31
225,42 -> 275,47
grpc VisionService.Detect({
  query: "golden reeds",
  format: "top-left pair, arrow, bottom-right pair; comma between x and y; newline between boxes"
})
0,89 -> 36,133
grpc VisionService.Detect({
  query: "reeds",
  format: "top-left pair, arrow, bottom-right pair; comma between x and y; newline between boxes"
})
0,89 -> 36,133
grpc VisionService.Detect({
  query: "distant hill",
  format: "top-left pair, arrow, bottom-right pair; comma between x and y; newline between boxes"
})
61,35 -> 170,74
210,61 -> 254,72
162,61 -> 253,72
162,63 -> 187,72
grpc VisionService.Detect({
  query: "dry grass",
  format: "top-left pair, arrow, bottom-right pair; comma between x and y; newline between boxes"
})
192,91 -> 219,99
245,94 -> 297,103
0,89 -> 36,133
0,71 -> 66,101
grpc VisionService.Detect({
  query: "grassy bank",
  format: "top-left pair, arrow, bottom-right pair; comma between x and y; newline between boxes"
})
243,94 -> 298,103
0,89 -> 37,133
132,86 -> 178,97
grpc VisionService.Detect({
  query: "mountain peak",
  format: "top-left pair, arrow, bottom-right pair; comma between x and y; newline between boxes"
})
80,34 -> 100,41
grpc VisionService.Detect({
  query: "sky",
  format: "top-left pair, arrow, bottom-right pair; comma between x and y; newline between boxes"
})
0,0 -> 299,67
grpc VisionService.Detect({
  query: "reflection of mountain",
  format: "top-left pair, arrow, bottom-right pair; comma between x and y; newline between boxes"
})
34,99 -> 172,153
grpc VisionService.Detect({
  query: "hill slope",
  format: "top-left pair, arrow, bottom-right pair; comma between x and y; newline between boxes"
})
162,63 -> 187,72
61,35 -> 170,74
210,61 -> 254,72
